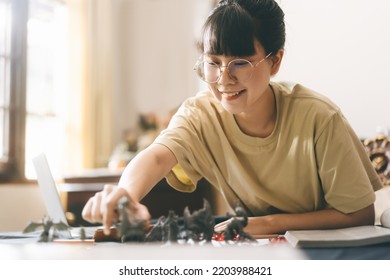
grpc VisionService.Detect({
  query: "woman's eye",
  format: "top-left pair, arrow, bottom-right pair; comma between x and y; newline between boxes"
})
208,60 -> 220,65
205,61 -> 218,67
232,60 -> 249,67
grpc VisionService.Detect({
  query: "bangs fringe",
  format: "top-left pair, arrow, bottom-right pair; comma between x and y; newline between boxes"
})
200,5 -> 256,57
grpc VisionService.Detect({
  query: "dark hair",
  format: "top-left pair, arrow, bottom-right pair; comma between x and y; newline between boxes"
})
198,0 -> 285,57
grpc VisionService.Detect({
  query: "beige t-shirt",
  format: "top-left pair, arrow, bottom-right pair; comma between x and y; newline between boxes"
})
154,82 -> 383,216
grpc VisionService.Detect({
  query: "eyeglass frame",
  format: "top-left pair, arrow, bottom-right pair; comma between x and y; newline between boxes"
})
193,52 -> 272,84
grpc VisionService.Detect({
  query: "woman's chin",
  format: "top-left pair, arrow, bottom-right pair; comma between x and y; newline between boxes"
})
221,103 -> 243,115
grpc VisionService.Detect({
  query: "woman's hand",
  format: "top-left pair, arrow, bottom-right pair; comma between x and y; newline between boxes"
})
214,216 -> 277,236
82,184 -> 151,235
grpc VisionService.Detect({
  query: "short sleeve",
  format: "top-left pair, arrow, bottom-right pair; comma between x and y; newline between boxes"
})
315,113 -> 379,213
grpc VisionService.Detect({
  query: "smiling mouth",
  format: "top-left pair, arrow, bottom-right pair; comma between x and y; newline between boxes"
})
221,90 -> 245,97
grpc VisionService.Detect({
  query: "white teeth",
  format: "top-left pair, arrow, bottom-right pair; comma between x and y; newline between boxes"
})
223,91 -> 240,97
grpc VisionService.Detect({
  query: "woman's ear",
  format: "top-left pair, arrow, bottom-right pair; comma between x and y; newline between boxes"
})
270,49 -> 284,76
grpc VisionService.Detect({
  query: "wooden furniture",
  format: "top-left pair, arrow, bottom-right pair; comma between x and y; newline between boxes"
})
60,169 -> 217,226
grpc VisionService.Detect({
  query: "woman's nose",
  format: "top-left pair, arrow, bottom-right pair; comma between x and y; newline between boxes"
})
217,66 -> 235,85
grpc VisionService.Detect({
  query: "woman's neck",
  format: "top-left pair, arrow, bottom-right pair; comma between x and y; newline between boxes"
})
234,86 -> 276,138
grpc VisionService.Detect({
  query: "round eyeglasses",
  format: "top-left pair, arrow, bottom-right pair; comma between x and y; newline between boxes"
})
193,53 -> 272,84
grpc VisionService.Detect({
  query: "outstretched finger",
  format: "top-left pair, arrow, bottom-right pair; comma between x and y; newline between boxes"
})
81,197 -> 94,223
102,187 -> 129,235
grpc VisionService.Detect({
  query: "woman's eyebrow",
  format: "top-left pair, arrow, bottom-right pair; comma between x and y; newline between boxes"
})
205,54 -> 253,60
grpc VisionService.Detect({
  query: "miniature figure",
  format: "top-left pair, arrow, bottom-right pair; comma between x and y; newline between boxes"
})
79,227 -> 87,241
117,196 -> 146,242
101,196 -> 257,245
23,216 -> 69,242
183,199 -> 215,242
162,210 -> 179,242
222,204 -> 255,242
144,216 -> 165,242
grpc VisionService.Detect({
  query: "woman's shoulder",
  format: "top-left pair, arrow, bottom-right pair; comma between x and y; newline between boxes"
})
272,81 -> 341,114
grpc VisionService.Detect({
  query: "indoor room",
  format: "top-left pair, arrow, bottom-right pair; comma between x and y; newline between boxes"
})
0,0 -> 390,265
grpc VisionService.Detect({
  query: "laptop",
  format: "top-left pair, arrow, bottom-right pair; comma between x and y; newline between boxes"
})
32,153 -> 99,239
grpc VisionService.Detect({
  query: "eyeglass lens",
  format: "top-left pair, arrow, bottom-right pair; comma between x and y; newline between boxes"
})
197,59 -> 253,83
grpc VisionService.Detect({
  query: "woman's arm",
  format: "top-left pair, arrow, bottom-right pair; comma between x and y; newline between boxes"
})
118,143 -> 178,201
82,143 -> 177,234
215,204 -> 375,236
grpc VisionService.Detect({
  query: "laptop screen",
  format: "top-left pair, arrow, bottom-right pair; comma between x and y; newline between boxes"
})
32,153 -> 69,227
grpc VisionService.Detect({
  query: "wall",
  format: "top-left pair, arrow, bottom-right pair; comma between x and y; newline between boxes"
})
0,185 -> 47,232
111,0 -> 211,145
275,0 -> 390,139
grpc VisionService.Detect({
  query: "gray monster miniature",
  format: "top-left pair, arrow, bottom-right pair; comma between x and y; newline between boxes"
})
183,199 -> 215,242
223,204 -> 255,242
23,216 -> 69,242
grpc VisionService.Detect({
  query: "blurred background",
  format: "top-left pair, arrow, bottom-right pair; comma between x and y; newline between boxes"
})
1,0 -> 389,231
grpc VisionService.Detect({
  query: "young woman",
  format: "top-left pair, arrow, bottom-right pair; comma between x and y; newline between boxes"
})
82,0 -> 382,236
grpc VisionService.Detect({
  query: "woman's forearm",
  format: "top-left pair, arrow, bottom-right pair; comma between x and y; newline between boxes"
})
245,204 -> 375,235
118,143 -> 177,202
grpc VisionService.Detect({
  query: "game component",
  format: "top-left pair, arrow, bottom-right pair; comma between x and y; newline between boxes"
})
162,210 -> 179,242
220,203 -> 255,242
183,198 -> 215,242
117,196 -> 146,242
144,216 -> 165,242
23,216 -> 69,242
93,227 -> 120,242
